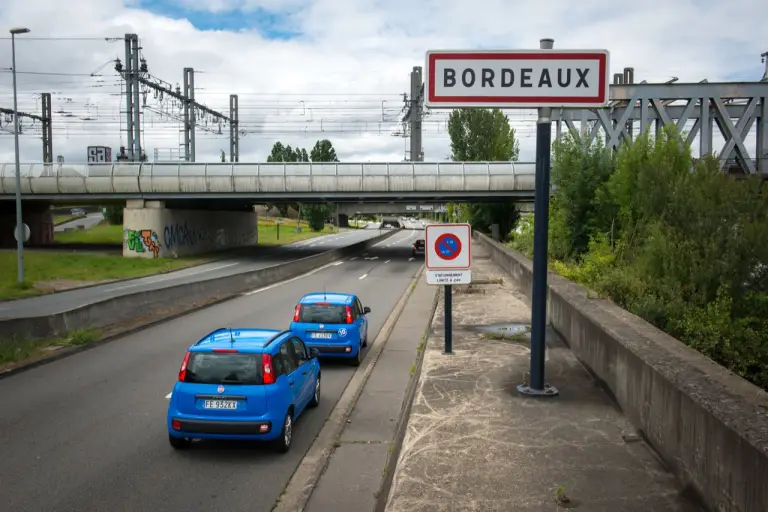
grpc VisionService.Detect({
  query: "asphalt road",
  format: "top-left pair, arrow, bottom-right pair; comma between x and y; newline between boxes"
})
54,213 -> 105,232
0,227 -> 384,319
0,228 -> 424,512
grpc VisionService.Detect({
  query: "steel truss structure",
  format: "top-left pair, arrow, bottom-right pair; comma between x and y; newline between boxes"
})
1,93 -> 52,163
554,81 -> 768,175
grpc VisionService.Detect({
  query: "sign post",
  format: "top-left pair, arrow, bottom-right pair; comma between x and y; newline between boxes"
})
425,223 -> 472,354
425,42 -> 610,397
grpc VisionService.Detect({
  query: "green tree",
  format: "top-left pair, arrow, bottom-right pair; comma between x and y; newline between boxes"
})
310,139 -> 339,162
447,108 -> 521,239
265,142 -> 310,216
300,139 -> 340,231
104,204 -> 123,225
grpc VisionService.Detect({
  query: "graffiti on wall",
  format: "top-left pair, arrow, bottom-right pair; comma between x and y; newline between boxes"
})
163,221 -> 215,250
124,229 -> 161,257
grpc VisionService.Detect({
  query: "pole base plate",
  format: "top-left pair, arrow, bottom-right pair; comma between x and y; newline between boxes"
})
517,383 -> 559,397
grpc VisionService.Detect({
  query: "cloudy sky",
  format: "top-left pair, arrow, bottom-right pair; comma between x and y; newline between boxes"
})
0,0 -> 765,166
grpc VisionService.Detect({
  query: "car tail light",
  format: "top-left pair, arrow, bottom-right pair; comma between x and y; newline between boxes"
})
262,353 -> 275,384
345,305 -> 353,324
171,419 -> 182,430
293,304 -> 301,322
213,348 -> 237,353
178,351 -> 191,382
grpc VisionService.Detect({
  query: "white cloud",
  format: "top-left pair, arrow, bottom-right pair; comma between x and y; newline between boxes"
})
0,0 -> 765,167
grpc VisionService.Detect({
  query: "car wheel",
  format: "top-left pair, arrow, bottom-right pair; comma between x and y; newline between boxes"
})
169,434 -> 191,450
274,410 -> 293,453
308,374 -> 321,408
361,332 -> 368,348
349,346 -> 362,367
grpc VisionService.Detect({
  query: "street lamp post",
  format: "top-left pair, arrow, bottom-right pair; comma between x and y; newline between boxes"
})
10,27 -> 30,284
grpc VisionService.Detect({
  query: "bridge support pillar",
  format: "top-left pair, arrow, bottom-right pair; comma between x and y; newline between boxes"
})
338,214 -> 349,228
0,202 -> 53,248
122,202 -> 258,258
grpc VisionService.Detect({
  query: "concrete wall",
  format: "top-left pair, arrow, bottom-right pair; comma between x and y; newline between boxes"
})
122,200 -> 258,258
474,231 -> 768,512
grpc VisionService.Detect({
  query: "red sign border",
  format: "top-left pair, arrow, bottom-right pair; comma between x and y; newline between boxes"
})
426,223 -> 472,271
434,232 -> 462,261
426,51 -> 608,106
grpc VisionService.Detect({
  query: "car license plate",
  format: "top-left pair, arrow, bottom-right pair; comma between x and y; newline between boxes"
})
311,332 -> 333,339
203,400 -> 237,409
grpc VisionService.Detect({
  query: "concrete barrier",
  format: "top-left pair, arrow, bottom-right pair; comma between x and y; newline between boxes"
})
0,231 -> 396,341
474,231 -> 768,512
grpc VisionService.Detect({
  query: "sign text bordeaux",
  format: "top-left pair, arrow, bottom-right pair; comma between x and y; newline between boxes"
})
425,49 -> 610,108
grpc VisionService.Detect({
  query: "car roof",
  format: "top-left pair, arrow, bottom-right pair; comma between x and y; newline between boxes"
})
190,328 -> 290,353
299,292 -> 356,305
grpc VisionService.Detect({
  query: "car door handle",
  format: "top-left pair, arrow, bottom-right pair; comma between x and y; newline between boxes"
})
289,380 -> 294,386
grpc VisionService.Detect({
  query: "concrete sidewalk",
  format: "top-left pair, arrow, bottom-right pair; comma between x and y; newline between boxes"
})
303,272 -> 439,512
384,240 -> 703,512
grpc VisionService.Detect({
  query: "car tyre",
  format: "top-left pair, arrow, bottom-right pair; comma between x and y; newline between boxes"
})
274,410 -> 293,453
361,332 -> 368,348
308,374 -> 321,408
349,346 -> 362,367
169,434 -> 191,450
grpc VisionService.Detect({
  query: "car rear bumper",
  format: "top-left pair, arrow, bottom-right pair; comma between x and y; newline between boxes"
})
305,341 -> 360,358
167,413 -> 280,440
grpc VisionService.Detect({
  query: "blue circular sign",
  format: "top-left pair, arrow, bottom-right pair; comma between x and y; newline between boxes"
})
435,233 -> 462,260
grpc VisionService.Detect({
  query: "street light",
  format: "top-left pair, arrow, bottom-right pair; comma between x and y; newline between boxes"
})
10,27 -> 30,284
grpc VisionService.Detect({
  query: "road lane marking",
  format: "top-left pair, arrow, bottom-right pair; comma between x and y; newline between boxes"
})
244,259 -> 348,295
385,260 -> 390,263
358,273 -> 368,280
332,261 -> 344,266
350,256 -> 358,260
408,257 -> 415,262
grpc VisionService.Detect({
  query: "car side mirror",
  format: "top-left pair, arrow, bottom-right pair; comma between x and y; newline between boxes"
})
310,348 -> 319,358
363,306 -> 371,314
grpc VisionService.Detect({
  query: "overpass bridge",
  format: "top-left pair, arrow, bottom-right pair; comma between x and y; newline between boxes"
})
0,161 -> 537,203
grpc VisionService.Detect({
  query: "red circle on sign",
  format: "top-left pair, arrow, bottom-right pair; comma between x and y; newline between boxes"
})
434,233 -> 462,261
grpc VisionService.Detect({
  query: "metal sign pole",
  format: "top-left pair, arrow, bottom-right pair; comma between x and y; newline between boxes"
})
518,38 -> 559,398
444,284 -> 453,354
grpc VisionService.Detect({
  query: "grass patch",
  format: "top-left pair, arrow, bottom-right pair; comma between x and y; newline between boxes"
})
0,250 -> 208,300
0,328 -> 101,367
54,218 -> 337,246
53,215 -> 79,226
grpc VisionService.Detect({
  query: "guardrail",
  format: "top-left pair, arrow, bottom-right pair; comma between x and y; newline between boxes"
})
0,230 -> 397,343
0,161 -> 537,197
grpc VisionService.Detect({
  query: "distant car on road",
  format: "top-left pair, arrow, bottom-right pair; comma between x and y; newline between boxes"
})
412,239 -> 425,257
70,208 -> 87,217
167,328 -> 321,453
290,292 -> 371,366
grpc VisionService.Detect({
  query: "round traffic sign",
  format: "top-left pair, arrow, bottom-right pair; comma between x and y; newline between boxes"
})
13,223 -> 30,243
434,233 -> 462,261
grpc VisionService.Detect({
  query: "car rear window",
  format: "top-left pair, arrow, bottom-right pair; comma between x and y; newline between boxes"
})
183,352 -> 262,385
299,304 -> 347,323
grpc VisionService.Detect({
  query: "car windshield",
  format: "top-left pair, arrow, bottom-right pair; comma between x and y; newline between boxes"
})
183,352 -> 262,385
300,304 -> 347,323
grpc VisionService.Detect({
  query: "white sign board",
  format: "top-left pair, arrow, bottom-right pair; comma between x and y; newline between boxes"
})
87,146 -> 112,163
419,205 -> 434,211
405,205 -> 417,211
425,49 -> 610,108
427,269 -> 472,285
425,223 -> 471,272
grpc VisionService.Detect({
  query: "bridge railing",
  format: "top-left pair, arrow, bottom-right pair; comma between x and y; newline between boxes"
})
0,161 -> 537,196
0,161 -> 535,179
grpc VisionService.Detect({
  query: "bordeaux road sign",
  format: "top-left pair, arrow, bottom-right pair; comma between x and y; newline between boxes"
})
425,49 -> 610,109
426,223 -> 471,270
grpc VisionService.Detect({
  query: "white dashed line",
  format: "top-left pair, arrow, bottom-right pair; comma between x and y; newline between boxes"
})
350,256 -> 359,261
358,273 -> 368,280
385,260 -> 390,263
408,257 -> 415,262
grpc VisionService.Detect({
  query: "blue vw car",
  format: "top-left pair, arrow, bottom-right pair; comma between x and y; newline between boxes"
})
167,328 -> 321,453
290,293 -> 371,366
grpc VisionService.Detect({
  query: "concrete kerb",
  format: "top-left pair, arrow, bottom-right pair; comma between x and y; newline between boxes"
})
473,231 -> 768,512
273,264 -> 427,512
375,282 -> 440,512
0,231 -> 397,341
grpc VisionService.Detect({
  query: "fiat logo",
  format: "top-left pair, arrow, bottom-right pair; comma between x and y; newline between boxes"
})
217,385 -> 225,394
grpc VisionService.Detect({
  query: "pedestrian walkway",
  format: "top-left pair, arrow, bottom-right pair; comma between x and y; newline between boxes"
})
384,240 -> 703,512
304,273 -> 439,512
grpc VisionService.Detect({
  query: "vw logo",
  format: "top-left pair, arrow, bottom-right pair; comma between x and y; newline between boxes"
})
338,328 -> 347,337
319,324 -> 324,329
217,385 -> 225,394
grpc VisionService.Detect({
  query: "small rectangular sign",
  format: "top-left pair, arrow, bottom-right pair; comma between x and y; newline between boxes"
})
425,49 -> 610,108
405,205 -> 417,211
426,270 -> 472,285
